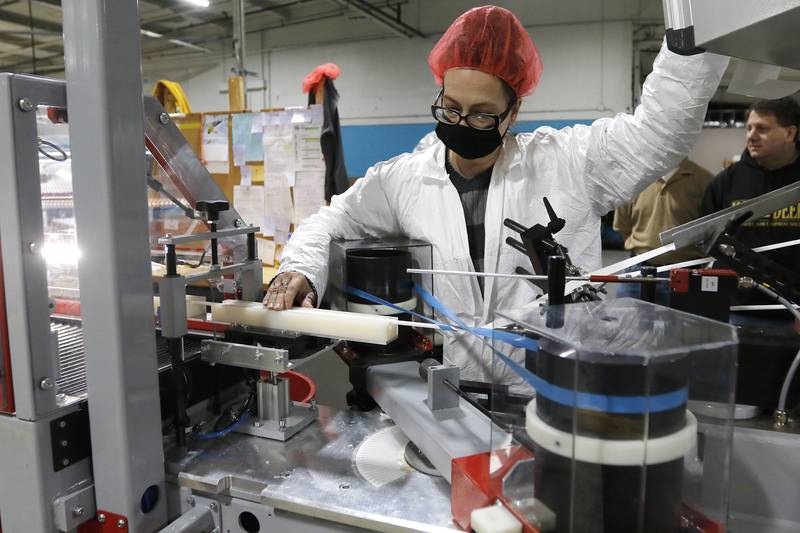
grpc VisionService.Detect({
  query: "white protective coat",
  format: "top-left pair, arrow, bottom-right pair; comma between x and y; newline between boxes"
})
278,43 -> 729,386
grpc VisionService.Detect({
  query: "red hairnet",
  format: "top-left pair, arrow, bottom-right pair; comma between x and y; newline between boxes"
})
302,63 -> 341,93
428,5 -> 543,98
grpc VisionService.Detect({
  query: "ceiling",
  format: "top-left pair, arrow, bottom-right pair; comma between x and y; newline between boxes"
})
0,0 -> 420,78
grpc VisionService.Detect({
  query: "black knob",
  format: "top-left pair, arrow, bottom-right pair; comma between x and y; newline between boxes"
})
195,200 -> 229,222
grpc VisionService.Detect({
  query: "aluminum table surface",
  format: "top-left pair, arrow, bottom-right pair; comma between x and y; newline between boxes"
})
172,405 -> 460,532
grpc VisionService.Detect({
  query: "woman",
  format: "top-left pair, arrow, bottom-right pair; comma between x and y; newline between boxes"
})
264,5 -> 729,384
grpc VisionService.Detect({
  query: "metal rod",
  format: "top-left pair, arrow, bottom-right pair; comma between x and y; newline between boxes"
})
505,237 -> 526,254
168,337 -> 188,449
503,218 -> 528,235
407,268 -> 669,283
210,221 -> 219,266
247,230 -> 256,261
166,243 -> 177,276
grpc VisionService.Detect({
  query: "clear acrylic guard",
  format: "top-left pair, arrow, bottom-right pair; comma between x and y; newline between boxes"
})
481,297 -> 737,533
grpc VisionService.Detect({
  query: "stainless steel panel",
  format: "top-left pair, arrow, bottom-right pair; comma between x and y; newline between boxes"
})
201,340 -> 291,372
172,406 -> 458,532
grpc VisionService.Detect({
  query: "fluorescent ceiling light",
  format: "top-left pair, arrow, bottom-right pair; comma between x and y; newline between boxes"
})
182,0 -> 210,7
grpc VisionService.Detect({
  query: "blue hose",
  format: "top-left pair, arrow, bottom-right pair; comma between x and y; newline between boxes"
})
196,411 -> 252,441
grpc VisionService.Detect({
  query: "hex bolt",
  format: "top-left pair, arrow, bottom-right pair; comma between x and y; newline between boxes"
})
209,501 -> 218,512
98,513 -> 107,523
279,419 -> 286,431
159,112 -> 169,124
117,518 -> 126,528
18,97 -> 35,112
39,378 -> 54,391
72,506 -> 84,517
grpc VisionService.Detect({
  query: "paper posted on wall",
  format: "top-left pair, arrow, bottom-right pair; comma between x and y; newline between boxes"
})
257,237 -> 276,266
202,113 -> 229,173
293,170 -> 325,225
233,185 -> 265,228
232,113 -> 264,164
264,172 -> 293,237
263,127 -> 296,184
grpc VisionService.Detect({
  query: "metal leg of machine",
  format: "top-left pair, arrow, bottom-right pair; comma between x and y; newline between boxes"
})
62,1 -> 168,530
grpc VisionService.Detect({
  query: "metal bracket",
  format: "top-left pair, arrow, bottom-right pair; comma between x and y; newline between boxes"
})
158,226 -> 259,246
159,275 -> 188,338
200,340 -> 292,372
426,364 -> 460,411
660,180 -> 800,251
53,482 -> 96,532
50,407 -> 91,472
711,233 -> 800,304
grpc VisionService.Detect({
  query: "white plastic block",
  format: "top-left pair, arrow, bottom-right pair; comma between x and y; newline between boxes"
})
211,300 -> 398,345
470,504 -> 523,533
153,295 -> 207,320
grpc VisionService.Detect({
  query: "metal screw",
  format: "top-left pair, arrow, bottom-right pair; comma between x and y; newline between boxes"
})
287,362 -> 295,370
62,458 -> 70,466
28,241 -> 39,254
59,420 -> 67,428
186,496 -> 195,506
718,243 -> 735,257
279,419 -> 286,431
117,518 -> 126,528
338,482 -> 350,491
254,351 -> 262,361
253,421 -> 263,428
18,97 -> 35,112
72,506 -> 84,517
97,513 -> 107,523
39,378 -> 54,391
209,501 -> 218,512
60,439 -> 68,447
159,112 -> 169,124
775,409 -> 789,429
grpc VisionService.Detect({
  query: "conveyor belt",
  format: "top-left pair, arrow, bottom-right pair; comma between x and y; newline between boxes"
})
52,318 -> 202,398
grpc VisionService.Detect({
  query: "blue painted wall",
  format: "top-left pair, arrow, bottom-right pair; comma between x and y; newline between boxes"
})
340,119 -> 594,177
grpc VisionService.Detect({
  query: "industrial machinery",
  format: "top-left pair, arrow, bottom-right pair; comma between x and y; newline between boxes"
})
1,2 -> 800,533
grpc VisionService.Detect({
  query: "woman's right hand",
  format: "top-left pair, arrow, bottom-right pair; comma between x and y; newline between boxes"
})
263,272 -> 316,310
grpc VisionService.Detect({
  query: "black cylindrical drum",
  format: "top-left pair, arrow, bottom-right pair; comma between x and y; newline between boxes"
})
346,248 -> 415,349
346,248 -> 413,304
526,338 -> 691,533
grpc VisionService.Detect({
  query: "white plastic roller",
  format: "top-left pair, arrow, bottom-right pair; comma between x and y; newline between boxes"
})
211,300 -> 399,345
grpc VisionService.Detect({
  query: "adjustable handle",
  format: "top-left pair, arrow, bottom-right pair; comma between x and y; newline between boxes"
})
195,200 -> 229,222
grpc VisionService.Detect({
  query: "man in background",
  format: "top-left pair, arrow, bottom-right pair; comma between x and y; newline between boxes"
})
614,158 -> 714,304
700,96 -> 800,324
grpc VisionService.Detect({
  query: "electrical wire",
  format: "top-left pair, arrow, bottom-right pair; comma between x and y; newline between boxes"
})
755,283 -> 800,413
38,138 -> 68,161
196,410 -> 252,441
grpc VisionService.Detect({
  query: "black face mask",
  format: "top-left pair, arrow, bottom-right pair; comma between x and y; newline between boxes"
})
435,122 -> 505,160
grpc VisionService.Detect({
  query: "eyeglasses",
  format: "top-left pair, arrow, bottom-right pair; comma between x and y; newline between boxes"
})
431,90 -> 515,131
